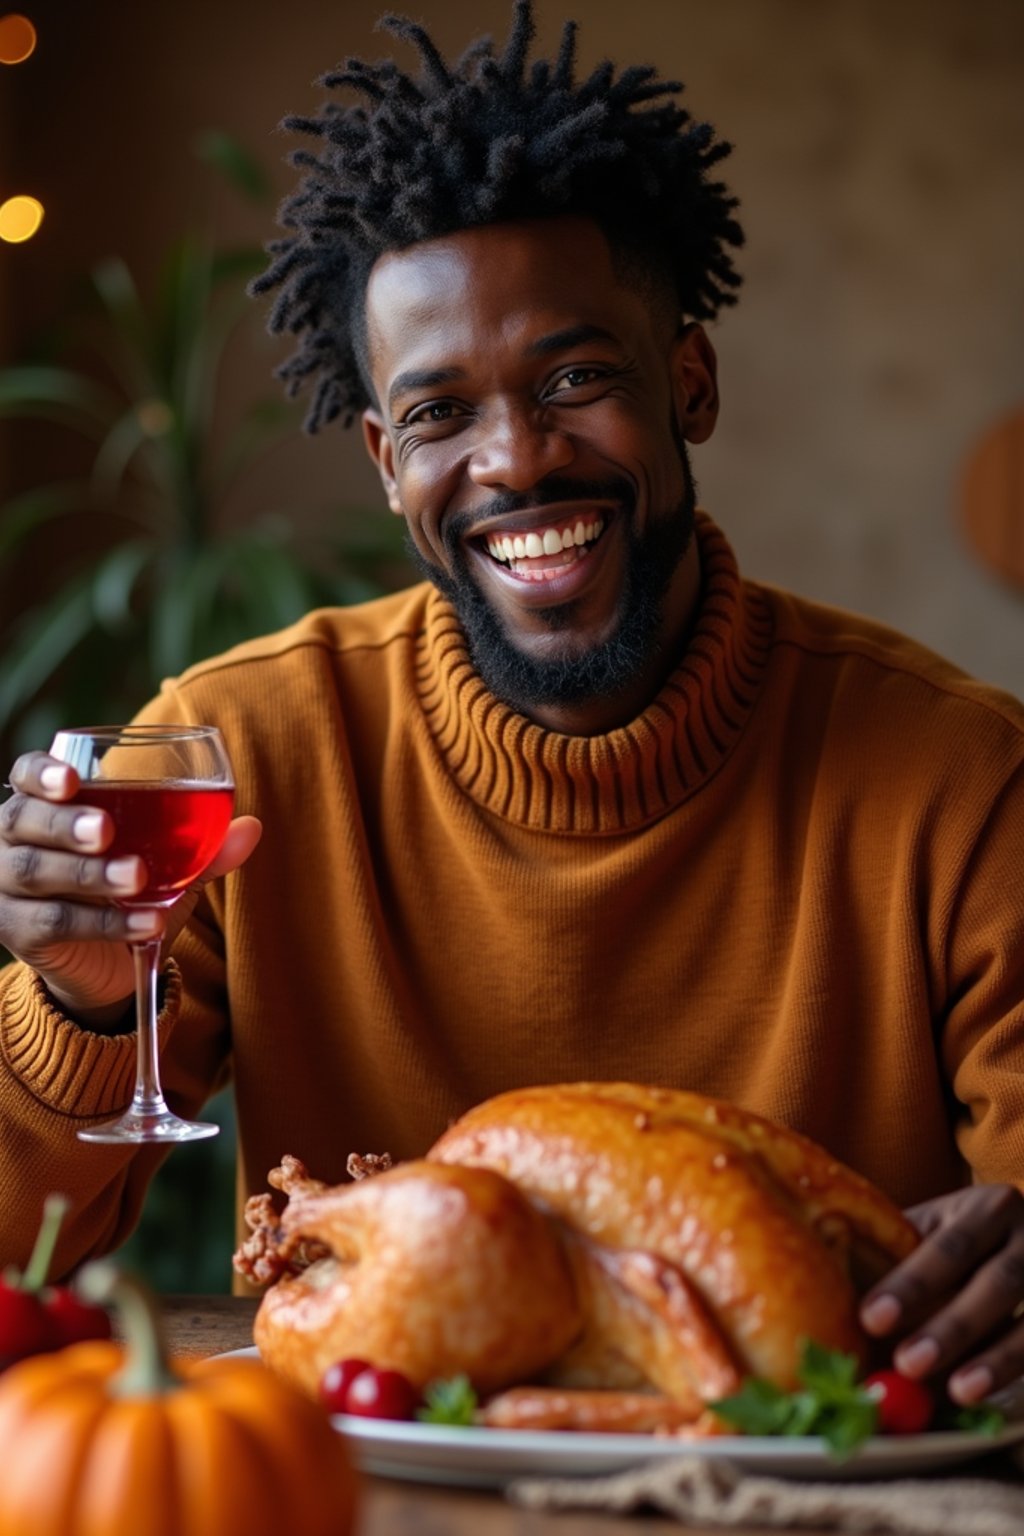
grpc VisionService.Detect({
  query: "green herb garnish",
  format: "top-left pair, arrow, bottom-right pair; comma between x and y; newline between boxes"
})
945,1403 -> 1006,1437
709,1340 -> 878,1458
415,1374 -> 479,1426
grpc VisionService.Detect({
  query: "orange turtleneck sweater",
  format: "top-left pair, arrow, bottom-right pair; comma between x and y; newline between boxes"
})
2,516 -> 1024,1276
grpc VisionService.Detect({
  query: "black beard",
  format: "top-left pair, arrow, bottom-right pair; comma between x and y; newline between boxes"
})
404,460 -> 698,718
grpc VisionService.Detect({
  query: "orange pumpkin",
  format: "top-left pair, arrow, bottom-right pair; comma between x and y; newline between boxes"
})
0,1263 -> 358,1536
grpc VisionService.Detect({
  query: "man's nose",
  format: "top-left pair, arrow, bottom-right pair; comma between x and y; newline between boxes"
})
467,405 -> 575,492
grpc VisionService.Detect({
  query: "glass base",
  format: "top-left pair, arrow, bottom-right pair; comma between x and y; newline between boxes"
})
77,1108 -> 219,1144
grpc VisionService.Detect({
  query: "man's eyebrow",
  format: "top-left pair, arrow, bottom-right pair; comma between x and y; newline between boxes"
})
388,367 -> 465,411
527,323 -> 620,356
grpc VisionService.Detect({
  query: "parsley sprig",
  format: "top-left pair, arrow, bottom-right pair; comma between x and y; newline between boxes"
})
709,1341 -> 1005,1458
710,1341 -> 877,1457
416,1374 -> 479,1426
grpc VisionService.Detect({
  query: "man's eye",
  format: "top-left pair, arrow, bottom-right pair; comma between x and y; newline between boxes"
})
549,367 -> 601,393
405,401 -> 464,425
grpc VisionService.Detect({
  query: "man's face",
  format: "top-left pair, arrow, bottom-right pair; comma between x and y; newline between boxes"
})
362,216 -> 719,732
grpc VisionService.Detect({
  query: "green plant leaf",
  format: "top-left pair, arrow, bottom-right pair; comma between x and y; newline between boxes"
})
799,1339 -> 860,1395
948,1404 -> 1006,1436
416,1376 -> 478,1427
0,366 -> 119,432
91,539 -> 155,633
210,245 -> 269,285
231,533 -> 318,632
90,407 -> 162,507
91,258 -> 158,399
148,548 -> 207,678
708,1340 -> 880,1461
214,398 -> 303,488
194,129 -> 273,203
0,480 -> 97,557
0,574 -> 96,731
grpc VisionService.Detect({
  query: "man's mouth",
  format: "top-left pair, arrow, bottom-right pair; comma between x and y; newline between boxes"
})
482,516 -> 606,583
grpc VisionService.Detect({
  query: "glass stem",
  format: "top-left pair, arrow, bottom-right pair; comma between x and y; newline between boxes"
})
130,937 -> 168,1116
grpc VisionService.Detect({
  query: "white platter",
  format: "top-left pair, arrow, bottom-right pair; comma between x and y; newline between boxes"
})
221,1349 -> 1024,1487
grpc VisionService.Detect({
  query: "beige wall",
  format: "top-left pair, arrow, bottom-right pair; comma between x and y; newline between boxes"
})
5,0 -> 1024,691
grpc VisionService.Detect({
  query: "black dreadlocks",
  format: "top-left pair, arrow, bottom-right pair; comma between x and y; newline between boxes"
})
253,0 -> 744,431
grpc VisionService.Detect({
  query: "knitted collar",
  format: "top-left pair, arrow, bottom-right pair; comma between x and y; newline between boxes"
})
416,514 -> 772,834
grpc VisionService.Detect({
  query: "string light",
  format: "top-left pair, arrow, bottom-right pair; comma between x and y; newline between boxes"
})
1,16 -> 41,240
0,195 -> 44,243
0,13 -> 36,64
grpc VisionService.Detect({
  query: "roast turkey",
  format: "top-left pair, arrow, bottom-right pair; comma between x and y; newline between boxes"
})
238,1083 -> 918,1430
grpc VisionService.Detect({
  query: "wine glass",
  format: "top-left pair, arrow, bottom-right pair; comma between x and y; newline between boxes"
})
49,724 -> 235,1144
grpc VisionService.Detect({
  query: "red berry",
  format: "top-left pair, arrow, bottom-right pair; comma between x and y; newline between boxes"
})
343,1366 -> 420,1421
0,1284 -> 54,1367
864,1370 -> 934,1435
44,1287 -> 113,1347
319,1357 -> 372,1414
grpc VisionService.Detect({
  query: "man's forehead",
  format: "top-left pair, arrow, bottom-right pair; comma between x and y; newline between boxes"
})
364,217 -> 645,363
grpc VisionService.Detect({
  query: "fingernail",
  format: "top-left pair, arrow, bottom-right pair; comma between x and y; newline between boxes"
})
861,1293 -> 902,1333
126,911 -> 160,934
40,765 -> 66,792
73,812 -> 104,847
949,1365 -> 994,1404
895,1336 -> 940,1376
107,859 -> 141,889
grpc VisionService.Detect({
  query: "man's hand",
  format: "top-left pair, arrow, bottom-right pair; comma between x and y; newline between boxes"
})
860,1184 -> 1024,1405
0,751 -> 261,1027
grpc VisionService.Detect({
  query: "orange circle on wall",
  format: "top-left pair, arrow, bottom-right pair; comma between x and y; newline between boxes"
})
0,194 -> 44,242
0,13 -> 37,64
960,406 -> 1024,592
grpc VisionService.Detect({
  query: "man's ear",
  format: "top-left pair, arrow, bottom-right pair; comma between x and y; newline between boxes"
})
669,323 -> 719,445
362,408 -> 404,516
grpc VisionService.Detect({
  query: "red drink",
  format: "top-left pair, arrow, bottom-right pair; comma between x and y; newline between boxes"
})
74,781 -> 234,905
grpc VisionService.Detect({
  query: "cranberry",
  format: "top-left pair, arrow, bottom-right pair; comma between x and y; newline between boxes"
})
343,1366 -> 420,1421
320,1357 -> 372,1414
0,1286 -> 54,1367
44,1286 -> 113,1346
864,1370 -> 934,1435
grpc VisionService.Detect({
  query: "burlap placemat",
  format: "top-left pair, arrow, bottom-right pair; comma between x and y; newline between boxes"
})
509,1452 -> 1024,1533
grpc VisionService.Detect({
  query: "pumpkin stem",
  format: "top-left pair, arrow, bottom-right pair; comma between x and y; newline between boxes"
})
20,1193 -> 70,1292
77,1261 -> 181,1397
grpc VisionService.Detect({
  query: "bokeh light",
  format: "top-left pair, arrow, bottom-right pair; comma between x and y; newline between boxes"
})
0,13 -> 36,64
0,195 -> 44,242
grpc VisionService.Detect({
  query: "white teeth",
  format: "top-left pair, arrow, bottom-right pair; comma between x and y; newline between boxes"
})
486,517 -> 605,566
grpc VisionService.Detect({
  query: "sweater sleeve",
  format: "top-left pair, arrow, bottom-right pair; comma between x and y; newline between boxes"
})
941,760 -> 1024,1187
0,959 -> 183,1274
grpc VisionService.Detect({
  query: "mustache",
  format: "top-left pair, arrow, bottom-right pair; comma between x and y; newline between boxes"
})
442,475 -> 636,556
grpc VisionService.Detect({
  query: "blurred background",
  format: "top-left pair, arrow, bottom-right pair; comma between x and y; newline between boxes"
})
1,0 -> 1022,1290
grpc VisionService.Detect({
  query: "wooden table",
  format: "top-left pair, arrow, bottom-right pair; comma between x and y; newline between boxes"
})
163,1295 -> 1020,1536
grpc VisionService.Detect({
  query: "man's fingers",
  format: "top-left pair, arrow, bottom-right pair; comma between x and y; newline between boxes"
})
862,1184 -> 1021,1337
0,892 -> 164,957
8,751 -> 79,799
890,1226 -> 1024,1382
0,790 -> 115,856
0,843 -> 146,902
947,1316 -> 1024,1405
202,815 -> 262,879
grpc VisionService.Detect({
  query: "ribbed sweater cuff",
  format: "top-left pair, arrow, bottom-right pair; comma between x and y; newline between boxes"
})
0,961 -> 181,1117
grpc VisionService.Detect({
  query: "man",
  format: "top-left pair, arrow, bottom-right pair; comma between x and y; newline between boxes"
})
2,1 -> 1023,1409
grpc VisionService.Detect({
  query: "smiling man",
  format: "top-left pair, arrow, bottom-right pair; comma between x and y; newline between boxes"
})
360,217 -> 713,733
2,1 -> 1024,1415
